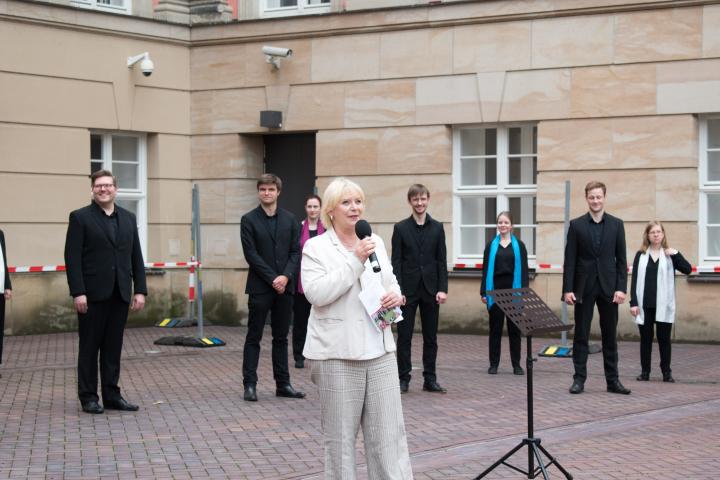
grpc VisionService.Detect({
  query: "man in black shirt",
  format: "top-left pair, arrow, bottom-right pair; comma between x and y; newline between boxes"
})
562,181 -> 630,395
392,184 -> 448,394
64,169 -> 147,414
240,174 -> 304,402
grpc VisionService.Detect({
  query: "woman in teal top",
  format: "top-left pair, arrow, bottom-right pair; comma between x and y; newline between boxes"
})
480,212 -> 529,375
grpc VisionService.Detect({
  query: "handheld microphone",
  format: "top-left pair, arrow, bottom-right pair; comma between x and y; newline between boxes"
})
354,219 -> 381,273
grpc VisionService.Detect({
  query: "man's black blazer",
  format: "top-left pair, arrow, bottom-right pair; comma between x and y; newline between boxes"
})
241,205 -> 300,295
1,230 -> 11,291
391,214 -> 448,296
562,212 -> 627,300
64,202 -> 147,304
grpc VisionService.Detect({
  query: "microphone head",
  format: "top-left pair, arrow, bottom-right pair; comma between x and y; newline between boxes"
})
354,219 -> 372,239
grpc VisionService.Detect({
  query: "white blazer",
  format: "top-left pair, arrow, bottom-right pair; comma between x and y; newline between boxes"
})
301,229 -> 400,360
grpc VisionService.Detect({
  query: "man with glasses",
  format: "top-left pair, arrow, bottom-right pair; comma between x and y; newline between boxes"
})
64,169 -> 147,414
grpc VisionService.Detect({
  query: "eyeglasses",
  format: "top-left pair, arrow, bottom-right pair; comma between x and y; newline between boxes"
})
93,183 -> 116,190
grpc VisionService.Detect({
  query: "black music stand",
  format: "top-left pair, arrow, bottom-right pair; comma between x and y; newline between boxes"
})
474,288 -> 574,480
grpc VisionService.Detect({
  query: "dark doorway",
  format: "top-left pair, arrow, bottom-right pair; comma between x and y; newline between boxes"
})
263,133 -> 316,221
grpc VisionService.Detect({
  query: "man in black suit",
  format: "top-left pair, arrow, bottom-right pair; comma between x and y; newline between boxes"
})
392,184 -> 448,394
64,169 -> 147,414
240,174 -> 304,402
563,181 -> 630,395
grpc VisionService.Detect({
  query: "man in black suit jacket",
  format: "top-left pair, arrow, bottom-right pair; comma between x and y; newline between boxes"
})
563,181 -> 630,395
240,174 -> 304,402
0,229 -> 12,377
64,169 -> 147,414
392,184 -> 448,394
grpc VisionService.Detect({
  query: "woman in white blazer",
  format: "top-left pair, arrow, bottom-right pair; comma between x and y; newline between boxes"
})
301,178 -> 413,480
630,221 -> 692,383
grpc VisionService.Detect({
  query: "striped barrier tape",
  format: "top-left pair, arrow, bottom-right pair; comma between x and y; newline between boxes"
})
454,263 -> 720,273
9,261 -> 200,274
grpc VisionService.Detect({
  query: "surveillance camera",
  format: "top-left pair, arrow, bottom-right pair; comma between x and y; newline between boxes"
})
140,57 -> 154,77
262,46 -> 292,58
127,52 -> 154,77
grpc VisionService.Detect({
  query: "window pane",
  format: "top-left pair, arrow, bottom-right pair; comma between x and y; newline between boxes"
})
114,163 -> 139,190
461,128 -> 496,156
514,227 -> 536,256
509,126 -> 536,155
97,0 -> 124,5
708,194 -> 720,224
112,136 -> 138,162
708,119 -> 720,149
708,151 -> 720,182
508,196 -> 537,225
461,157 -> 496,186
460,227 -> 497,256
116,198 -> 138,217
307,0 -> 329,4
91,161 -> 103,174
509,156 -> 537,185
461,197 -> 496,225
708,227 -> 720,257
91,134 -> 102,160
267,0 -> 297,7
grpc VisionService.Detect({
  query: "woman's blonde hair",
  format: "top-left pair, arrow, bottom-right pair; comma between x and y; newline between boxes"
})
321,177 -> 366,228
640,220 -> 668,253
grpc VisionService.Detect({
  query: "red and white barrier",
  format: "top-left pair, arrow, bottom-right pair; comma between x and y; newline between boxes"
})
9,261 -> 200,274
454,263 -> 720,273
188,256 -> 196,302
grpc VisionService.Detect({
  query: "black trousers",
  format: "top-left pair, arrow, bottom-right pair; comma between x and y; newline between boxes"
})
488,304 -> 521,368
396,284 -> 439,383
572,281 -> 619,384
243,291 -> 292,387
638,307 -> 673,374
292,293 -> 311,362
0,297 -> 5,365
77,286 -> 129,404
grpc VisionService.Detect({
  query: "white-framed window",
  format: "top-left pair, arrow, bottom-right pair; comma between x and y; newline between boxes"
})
452,124 -> 537,266
699,116 -> 720,263
70,0 -> 131,14
262,0 -> 330,17
90,132 -> 147,256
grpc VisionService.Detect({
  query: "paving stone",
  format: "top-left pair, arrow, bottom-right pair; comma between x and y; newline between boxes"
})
0,326 -> 718,479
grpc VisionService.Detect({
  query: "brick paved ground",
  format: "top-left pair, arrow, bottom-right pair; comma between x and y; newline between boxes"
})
0,325 -> 718,479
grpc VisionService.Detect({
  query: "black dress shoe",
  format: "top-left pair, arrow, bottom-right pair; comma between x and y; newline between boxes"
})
294,359 -> 305,369
513,366 -> 525,376
81,401 -> 104,414
662,372 -> 675,383
636,372 -> 650,381
607,381 -> 631,395
422,381 -> 447,393
276,384 -> 305,399
569,380 -> 584,394
104,398 -> 139,411
399,379 -> 409,394
244,385 -> 258,402
487,365 -> 498,375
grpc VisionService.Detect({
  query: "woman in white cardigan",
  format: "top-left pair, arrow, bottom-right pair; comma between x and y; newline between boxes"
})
301,178 -> 413,480
629,221 -> 692,383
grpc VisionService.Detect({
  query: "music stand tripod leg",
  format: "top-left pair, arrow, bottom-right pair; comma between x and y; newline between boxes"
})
537,443 -> 573,479
473,441 -> 526,480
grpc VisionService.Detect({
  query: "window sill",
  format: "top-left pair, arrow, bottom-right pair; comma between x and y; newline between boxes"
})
687,274 -> 720,284
449,269 -> 537,280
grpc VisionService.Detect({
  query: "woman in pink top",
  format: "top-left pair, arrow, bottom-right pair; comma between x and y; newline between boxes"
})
292,194 -> 325,369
